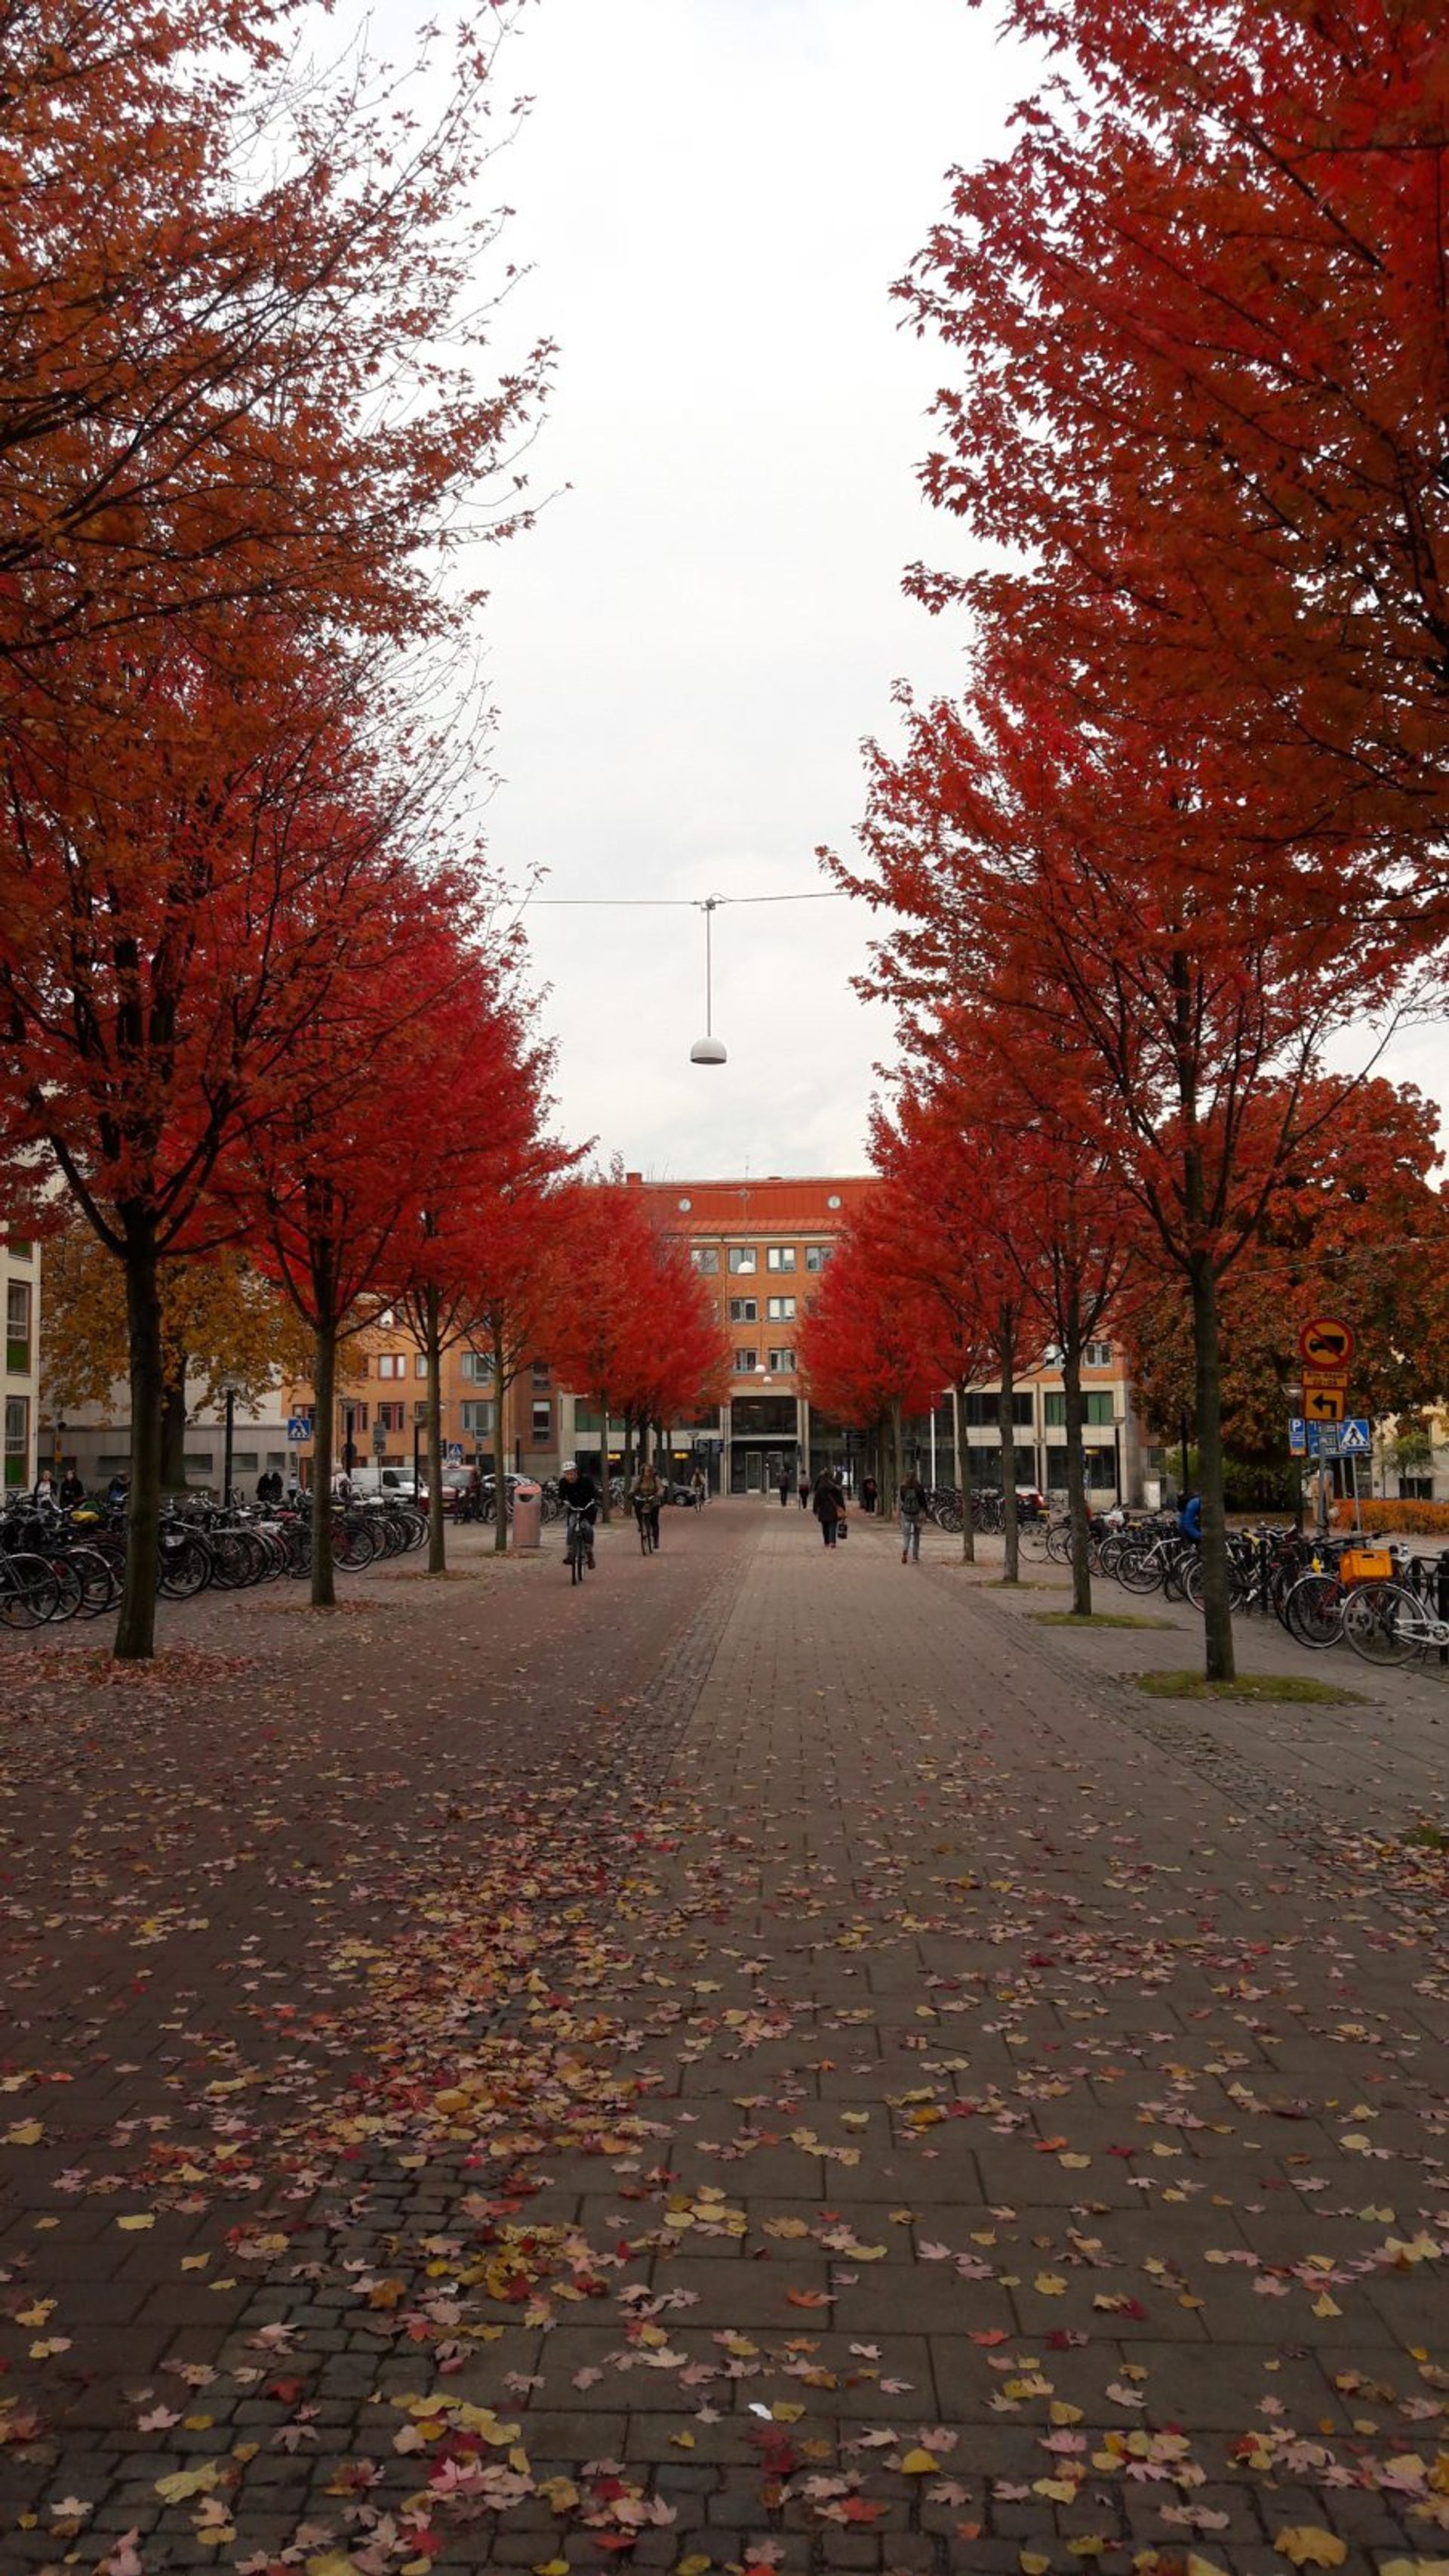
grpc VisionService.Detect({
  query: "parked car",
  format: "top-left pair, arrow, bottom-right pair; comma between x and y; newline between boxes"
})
348,1466 -> 422,1501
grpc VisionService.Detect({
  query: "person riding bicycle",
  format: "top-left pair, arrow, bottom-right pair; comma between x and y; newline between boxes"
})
558,1459 -> 598,1567
690,1466 -> 706,1510
629,1459 -> 663,1549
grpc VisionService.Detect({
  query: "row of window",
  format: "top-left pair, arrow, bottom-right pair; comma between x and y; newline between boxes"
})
733,1348 -> 797,1376
4,1392 -> 28,1486
691,1245 -> 832,1276
728,1296 -> 796,1322
372,1350 -> 552,1388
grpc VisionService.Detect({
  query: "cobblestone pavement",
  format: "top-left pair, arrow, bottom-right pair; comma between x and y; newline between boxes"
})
1,1502 -> 1447,2575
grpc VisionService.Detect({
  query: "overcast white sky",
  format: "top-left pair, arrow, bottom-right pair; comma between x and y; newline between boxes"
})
444,0 -> 1032,1180
366,0 -> 1442,1182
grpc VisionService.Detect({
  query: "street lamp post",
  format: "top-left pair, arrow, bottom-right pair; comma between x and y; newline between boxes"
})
343,1402 -> 356,1481
220,1378 -> 240,1506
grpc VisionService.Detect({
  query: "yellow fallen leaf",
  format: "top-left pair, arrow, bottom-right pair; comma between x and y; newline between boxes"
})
155,2463 -> 220,2504
1379,2562 -> 1449,2574
5,2122 -> 44,2147
1275,2531 -> 1347,2569
1051,2402 -> 1085,2425
1022,2556 -> 1052,2576
771,2402 -> 805,2423
899,2447 -> 940,2474
1312,2292 -> 1342,2319
671,2430 -> 695,2449
678,2559 -> 713,2576
531,2562 -> 570,2576
1034,2272 -> 1067,2296
117,2214 -> 155,2231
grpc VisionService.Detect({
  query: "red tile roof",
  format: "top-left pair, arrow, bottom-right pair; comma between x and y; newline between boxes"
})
627,1176 -> 876,1237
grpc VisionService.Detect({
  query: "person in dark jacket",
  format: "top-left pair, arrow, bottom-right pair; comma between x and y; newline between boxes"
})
898,1471 -> 927,1562
812,1468 -> 845,1548
777,1468 -> 792,1508
58,1468 -> 85,1509
861,1474 -> 878,1515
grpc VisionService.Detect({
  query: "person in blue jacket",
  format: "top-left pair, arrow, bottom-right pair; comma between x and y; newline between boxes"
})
1178,1491 -> 1202,1541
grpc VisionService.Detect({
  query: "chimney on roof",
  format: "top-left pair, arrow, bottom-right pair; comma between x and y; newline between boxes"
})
624,1170 -> 642,1185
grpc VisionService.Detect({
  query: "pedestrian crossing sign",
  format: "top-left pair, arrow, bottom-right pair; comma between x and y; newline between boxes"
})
1337,1419 -> 1372,1454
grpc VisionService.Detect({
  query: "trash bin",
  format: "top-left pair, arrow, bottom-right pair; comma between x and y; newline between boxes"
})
512,1480 -> 543,1554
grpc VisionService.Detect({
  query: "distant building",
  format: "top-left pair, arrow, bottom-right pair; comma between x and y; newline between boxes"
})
2,1229 -> 39,1492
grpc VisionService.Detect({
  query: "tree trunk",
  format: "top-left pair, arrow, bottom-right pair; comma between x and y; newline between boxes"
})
159,1366 -> 188,1495
310,1317 -> 338,1609
1188,1245 -> 1235,1681
621,1411 -> 635,1484
492,1323 -> 509,1554
998,1329 -> 1020,1585
598,1401 -> 612,1519
957,1382 -> 975,1563
425,1285 -> 446,1575
888,1400 -> 903,1516
1062,1329 -> 1093,1616
115,1209 -> 164,1661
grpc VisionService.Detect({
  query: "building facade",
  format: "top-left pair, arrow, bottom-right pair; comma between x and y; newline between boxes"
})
3,1231 -> 39,1492
550,1175 -> 1151,1504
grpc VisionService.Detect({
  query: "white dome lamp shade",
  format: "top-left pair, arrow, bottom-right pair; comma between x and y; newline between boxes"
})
690,896 -> 728,1065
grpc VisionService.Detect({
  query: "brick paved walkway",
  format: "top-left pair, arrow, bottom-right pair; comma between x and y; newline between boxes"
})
0,1502 -> 1446,2574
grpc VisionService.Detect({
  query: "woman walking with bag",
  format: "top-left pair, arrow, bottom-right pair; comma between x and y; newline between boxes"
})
812,1466 -> 846,1549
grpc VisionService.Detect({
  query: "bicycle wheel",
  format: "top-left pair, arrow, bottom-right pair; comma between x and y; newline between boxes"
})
1284,1572 -> 1345,1649
66,1547 -> 118,1618
0,1554 -> 62,1628
1342,1581 -> 1423,1668
1117,1549 -> 1164,1594
156,1532 -> 212,1598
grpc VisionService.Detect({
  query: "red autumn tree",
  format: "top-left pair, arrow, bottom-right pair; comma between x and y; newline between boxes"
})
900,0 -> 1449,893
401,1157 -> 582,1567
546,1184 -> 731,1522
798,1220 -> 940,1511
872,1029 -> 1130,1602
834,616 -> 1404,1672
235,888 -> 534,1608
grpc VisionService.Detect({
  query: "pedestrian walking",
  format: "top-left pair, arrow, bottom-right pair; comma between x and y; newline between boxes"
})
690,1466 -> 707,1511
777,1468 -> 791,1508
798,1469 -> 811,1509
861,1474 -> 878,1516
898,1469 -> 926,1563
813,1466 -> 846,1549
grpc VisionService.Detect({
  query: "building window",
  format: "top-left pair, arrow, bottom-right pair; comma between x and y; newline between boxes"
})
462,1400 -> 494,1436
6,1280 -> 31,1375
729,1297 -> 758,1323
339,1400 -> 368,1434
804,1243 -> 832,1272
1399,1474 -> 1434,1501
964,1391 -> 1033,1428
377,1352 -> 405,1379
1084,1340 -> 1114,1368
1044,1389 -> 1115,1428
414,1354 -> 429,1378
6,1239 -> 31,1259
691,1247 -> 718,1274
728,1247 -> 758,1274
531,1361 -> 551,1388
378,1402 -> 405,1432
767,1295 -> 796,1320
765,1247 -> 796,1273
531,1399 -> 552,1442
733,1347 -> 758,1374
460,1351 -> 491,1383
5,1394 -> 29,1487
183,1449 -> 216,1474
232,1450 -> 259,1474
768,1348 -> 797,1373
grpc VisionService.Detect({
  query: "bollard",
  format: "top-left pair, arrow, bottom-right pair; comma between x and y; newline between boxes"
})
512,1479 -> 543,1554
